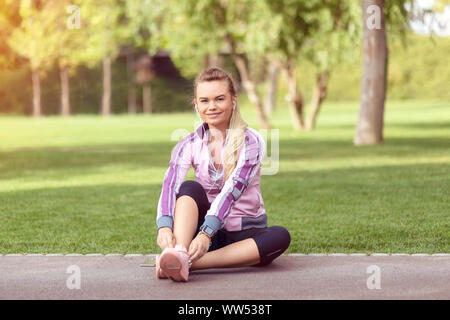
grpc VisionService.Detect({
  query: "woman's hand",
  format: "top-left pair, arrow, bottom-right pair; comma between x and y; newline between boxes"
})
188,232 -> 211,262
157,227 -> 176,251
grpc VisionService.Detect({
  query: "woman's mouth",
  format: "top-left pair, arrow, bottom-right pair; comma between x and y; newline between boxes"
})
207,112 -> 222,118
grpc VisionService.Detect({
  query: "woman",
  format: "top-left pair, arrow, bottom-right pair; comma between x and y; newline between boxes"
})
155,67 -> 290,282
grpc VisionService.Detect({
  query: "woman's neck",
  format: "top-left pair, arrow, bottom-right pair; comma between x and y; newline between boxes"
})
207,123 -> 227,145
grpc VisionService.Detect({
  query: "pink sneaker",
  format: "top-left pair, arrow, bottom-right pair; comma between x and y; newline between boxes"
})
158,245 -> 190,282
155,254 -> 168,279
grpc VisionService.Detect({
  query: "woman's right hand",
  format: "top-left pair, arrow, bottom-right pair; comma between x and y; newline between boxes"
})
157,227 -> 176,250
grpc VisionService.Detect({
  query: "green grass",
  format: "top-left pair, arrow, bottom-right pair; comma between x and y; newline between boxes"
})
0,100 -> 449,254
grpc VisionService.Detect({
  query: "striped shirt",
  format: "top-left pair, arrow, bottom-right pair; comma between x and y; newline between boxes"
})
156,121 -> 267,234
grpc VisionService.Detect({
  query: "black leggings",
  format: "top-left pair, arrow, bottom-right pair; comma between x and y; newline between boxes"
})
176,180 -> 291,267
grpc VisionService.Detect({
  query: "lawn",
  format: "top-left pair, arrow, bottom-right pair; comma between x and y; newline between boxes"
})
0,100 -> 449,254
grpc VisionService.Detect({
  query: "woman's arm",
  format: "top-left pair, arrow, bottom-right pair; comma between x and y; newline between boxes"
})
156,133 -> 194,231
199,129 -> 266,235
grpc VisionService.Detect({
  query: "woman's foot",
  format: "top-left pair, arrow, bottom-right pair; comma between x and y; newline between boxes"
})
158,244 -> 190,282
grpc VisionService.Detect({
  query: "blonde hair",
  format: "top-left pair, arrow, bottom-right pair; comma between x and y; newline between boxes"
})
191,67 -> 248,181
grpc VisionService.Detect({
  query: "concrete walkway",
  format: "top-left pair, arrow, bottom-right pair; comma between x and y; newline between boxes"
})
0,254 -> 449,300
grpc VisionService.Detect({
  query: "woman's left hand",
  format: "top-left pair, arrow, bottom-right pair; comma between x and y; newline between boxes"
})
188,233 -> 211,262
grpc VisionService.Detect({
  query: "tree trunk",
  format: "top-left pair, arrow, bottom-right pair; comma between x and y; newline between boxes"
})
143,83 -> 152,114
101,55 -> 112,116
305,71 -> 329,131
284,59 -> 304,130
209,54 -> 218,67
264,60 -> 280,115
59,65 -> 70,116
207,53 -> 224,68
225,34 -> 270,130
354,0 -> 388,145
126,49 -> 136,114
31,68 -> 41,117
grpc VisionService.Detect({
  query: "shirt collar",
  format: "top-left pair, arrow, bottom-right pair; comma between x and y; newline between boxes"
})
195,121 -> 229,146
195,121 -> 209,144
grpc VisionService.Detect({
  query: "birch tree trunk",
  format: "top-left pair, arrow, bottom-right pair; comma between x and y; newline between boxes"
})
143,83 -> 152,114
59,65 -> 70,116
264,60 -> 280,115
126,49 -> 136,114
354,0 -> 388,145
305,71 -> 329,131
225,34 -> 271,130
31,69 -> 41,117
284,58 -> 304,130
101,55 -> 112,116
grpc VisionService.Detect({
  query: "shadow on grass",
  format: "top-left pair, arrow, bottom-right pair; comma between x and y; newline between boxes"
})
0,141 -> 174,180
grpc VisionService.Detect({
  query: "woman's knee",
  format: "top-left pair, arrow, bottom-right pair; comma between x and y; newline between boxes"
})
270,226 -> 291,251
252,226 -> 291,267
177,180 -> 203,197
176,180 -> 210,219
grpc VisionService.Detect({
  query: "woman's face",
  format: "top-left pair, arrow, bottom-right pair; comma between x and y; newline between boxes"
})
196,80 -> 235,130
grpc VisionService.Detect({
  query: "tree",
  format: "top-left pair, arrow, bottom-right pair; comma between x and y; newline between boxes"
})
46,0 -> 84,116
355,0 -> 387,145
123,0 -> 169,114
163,0 -> 277,129
264,0 -> 335,130
264,60 -> 280,115
355,0 -> 419,145
8,0 -> 59,116
303,1 -> 361,130
0,0 -> 22,69
74,0 -> 124,116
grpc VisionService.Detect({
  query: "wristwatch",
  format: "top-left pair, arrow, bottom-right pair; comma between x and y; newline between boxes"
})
199,225 -> 215,239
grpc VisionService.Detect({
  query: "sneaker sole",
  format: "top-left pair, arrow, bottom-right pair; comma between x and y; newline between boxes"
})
155,258 -> 169,280
159,252 -> 188,282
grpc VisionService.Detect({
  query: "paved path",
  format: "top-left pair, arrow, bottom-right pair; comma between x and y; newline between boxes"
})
0,254 -> 449,299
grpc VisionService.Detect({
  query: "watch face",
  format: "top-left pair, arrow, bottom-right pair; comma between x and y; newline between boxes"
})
204,226 -> 214,236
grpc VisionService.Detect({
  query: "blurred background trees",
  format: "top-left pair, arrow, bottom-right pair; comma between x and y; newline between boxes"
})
0,0 -> 449,145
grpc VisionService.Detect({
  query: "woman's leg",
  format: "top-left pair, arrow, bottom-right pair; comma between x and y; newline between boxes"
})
251,226 -> 291,267
173,195 -> 199,250
172,180 -> 210,250
190,238 -> 261,270
190,226 -> 291,270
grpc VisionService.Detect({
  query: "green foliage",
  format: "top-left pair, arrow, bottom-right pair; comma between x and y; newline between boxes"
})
71,0 -> 124,66
160,0 -> 228,78
123,0 -> 168,53
316,32 -> 450,101
302,1 -> 362,73
1,0 -> 449,114
265,0 -> 327,60
8,0 -> 59,72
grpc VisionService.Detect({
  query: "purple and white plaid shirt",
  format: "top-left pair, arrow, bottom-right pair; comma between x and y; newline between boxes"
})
156,121 -> 267,234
